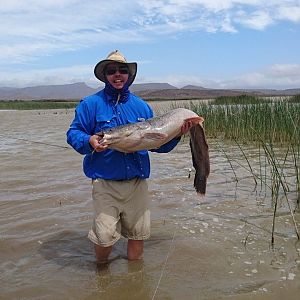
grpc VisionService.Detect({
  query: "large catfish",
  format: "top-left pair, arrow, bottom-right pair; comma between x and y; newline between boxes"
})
96,108 -> 210,195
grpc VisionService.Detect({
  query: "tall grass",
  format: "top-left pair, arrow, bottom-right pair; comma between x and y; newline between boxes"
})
0,100 -> 78,110
213,94 -> 265,105
174,97 -> 299,197
213,94 -> 300,105
289,94 -> 300,103
190,100 -> 300,145
185,95 -> 300,244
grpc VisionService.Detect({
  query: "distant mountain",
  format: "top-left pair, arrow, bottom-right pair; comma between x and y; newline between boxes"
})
181,85 -> 207,90
135,88 -> 256,100
0,82 -> 299,100
131,83 -> 177,92
231,88 -> 300,96
0,82 -> 177,100
0,82 -> 97,100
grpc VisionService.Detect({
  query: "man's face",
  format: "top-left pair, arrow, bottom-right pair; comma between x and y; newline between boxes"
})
105,63 -> 129,89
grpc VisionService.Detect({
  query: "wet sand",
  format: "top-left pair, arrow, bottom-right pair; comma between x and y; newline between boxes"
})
0,109 -> 299,300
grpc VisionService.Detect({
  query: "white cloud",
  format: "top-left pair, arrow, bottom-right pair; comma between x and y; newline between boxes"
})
236,10 -> 273,30
1,62 -> 300,89
0,1 -> 299,90
1,0 -> 300,65
136,73 -> 210,88
0,1 -> 143,64
277,6 -> 300,22
265,64 -> 300,78
130,63 -> 300,89
217,64 -> 300,89
0,65 -> 99,88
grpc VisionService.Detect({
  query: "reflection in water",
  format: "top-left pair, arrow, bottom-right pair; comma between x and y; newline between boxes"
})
92,260 -> 151,300
0,109 -> 299,300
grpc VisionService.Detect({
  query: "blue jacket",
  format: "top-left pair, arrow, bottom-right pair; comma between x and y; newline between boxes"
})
66,84 -> 180,180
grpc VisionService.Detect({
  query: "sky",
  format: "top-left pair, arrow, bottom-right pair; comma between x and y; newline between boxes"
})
1,0 -> 300,89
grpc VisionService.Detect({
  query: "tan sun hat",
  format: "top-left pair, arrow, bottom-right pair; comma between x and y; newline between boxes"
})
94,50 -> 137,86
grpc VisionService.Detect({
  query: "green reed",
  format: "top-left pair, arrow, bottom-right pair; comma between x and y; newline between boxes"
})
259,139 -> 299,243
190,100 -> 299,145
187,96 -> 300,243
213,94 -> 265,105
289,94 -> 300,103
214,94 -> 300,105
0,100 -> 78,110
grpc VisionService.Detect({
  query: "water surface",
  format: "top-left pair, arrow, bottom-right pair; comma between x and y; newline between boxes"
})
0,109 -> 299,300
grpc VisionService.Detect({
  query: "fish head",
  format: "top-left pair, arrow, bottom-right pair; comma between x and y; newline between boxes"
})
96,125 -> 134,146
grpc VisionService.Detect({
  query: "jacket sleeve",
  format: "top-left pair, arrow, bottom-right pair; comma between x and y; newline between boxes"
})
66,100 -> 95,155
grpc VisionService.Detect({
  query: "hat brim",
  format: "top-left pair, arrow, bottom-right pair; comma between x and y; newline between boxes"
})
94,60 -> 137,86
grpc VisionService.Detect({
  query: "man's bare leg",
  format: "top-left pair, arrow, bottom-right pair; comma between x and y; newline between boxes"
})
94,244 -> 112,264
127,240 -> 144,260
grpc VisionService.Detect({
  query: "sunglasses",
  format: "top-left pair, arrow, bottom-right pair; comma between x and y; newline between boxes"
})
105,65 -> 129,75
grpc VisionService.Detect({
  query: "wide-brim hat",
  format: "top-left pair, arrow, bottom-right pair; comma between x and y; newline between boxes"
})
94,50 -> 137,86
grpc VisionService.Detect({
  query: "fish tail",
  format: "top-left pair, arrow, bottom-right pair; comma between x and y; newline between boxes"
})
194,172 -> 207,195
189,123 -> 210,195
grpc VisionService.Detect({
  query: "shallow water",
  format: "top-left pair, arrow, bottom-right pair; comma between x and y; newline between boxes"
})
0,109 -> 299,300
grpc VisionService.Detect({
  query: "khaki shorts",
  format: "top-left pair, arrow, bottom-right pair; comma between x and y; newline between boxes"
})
88,178 -> 150,247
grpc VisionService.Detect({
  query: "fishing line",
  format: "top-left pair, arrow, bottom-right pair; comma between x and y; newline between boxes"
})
16,138 -> 71,149
151,230 -> 176,300
0,134 -> 71,150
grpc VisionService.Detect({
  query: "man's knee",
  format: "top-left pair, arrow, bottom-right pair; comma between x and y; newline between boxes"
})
88,213 -> 121,246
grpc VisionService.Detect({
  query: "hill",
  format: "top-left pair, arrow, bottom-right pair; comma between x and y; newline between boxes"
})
0,82 -> 299,101
0,82 -> 96,100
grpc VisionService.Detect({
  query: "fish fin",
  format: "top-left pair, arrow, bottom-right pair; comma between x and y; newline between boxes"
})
184,116 -> 204,126
143,132 -> 168,141
189,123 -> 210,195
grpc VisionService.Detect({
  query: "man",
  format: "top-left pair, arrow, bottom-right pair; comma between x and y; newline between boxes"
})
67,50 -> 191,263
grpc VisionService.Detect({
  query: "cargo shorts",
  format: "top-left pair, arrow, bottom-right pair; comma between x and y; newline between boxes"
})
88,178 -> 150,247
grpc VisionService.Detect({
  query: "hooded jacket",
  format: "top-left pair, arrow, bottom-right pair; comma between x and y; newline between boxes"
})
66,83 -> 180,180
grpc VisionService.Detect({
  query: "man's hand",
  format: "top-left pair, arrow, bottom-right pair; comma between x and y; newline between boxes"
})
89,135 -> 108,152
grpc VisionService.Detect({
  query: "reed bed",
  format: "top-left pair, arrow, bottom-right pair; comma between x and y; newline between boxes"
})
213,94 -> 265,105
190,99 -> 300,145
174,95 -> 300,244
0,100 -> 78,110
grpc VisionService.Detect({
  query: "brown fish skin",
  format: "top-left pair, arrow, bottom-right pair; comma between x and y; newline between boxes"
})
189,123 -> 210,195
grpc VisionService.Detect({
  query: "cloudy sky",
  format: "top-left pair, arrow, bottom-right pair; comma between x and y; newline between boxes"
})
1,0 -> 300,89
